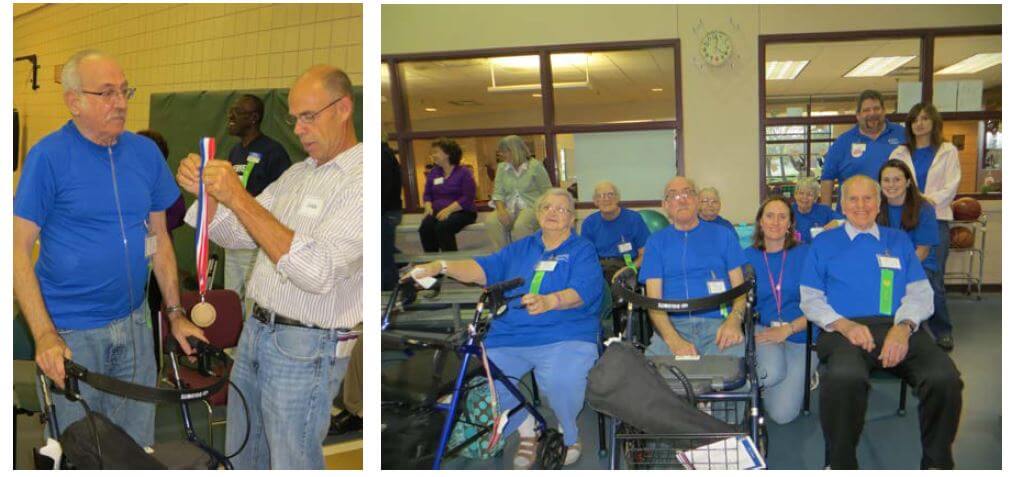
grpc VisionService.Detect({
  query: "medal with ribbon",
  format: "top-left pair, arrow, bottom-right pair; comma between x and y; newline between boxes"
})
191,137 -> 217,327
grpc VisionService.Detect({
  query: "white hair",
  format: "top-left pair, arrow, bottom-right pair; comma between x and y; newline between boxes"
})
61,49 -> 111,93
698,187 -> 720,199
841,175 -> 881,200
535,187 -> 576,214
594,181 -> 620,200
795,177 -> 821,196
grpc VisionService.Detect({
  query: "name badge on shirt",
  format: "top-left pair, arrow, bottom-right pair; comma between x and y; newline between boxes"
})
771,320 -> 787,328
298,196 -> 324,218
810,226 -> 825,239
877,254 -> 902,270
535,260 -> 558,272
851,142 -> 866,158
618,242 -> 633,253
434,177 -> 445,186
707,279 -> 727,295
144,234 -> 157,258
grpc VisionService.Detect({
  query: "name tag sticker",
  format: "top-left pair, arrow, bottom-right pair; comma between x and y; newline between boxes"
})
298,196 -> 323,218
707,280 -> 727,295
851,142 -> 866,158
144,234 -> 157,257
535,260 -> 558,272
877,255 -> 902,270
433,177 -> 445,186
771,320 -> 787,328
810,226 -> 825,238
618,242 -> 633,253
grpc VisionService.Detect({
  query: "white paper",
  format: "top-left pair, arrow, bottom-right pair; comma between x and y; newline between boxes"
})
957,79 -> 983,112
934,80 -> 959,112
676,436 -> 766,470
897,81 -> 922,114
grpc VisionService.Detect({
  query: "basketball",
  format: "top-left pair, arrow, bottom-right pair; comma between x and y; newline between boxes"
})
950,226 -> 975,249
951,197 -> 982,221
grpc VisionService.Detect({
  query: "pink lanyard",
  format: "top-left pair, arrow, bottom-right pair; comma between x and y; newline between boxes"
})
195,137 -> 215,301
762,250 -> 787,319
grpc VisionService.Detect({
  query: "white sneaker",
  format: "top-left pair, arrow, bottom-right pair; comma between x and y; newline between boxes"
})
564,442 -> 582,465
810,370 -> 820,391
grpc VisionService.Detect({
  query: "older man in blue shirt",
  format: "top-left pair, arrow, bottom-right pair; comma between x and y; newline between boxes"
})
801,175 -> 962,470
820,90 -> 906,212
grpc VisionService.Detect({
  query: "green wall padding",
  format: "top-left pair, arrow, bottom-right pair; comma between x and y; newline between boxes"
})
148,86 -> 362,287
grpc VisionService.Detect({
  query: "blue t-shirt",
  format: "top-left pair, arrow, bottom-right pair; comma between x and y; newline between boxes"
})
580,208 -> 651,260
744,245 -> 812,344
701,215 -> 735,231
474,231 -> 604,348
911,146 -> 935,194
801,225 -> 926,320
791,202 -> 842,244
884,204 -> 939,271
821,122 -> 906,211
639,221 -> 747,320
14,121 -> 181,330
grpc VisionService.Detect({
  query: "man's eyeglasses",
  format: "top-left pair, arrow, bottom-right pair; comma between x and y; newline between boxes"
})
664,189 -> 697,201
540,205 -> 572,216
594,192 -> 617,200
699,198 -> 720,205
80,87 -> 136,102
285,95 -> 345,127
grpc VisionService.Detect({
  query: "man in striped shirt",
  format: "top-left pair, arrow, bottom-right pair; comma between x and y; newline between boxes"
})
177,65 -> 362,469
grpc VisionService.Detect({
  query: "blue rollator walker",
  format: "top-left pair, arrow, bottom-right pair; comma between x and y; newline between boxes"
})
606,265 -> 768,470
382,276 -> 567,470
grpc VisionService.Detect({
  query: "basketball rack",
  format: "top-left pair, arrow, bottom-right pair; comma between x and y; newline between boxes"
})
945,215 -> 987,300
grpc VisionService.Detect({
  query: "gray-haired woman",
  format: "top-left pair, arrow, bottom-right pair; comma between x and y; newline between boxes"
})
484,135 -> 552,250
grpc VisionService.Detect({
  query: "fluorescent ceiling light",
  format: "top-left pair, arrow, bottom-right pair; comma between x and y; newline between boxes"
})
532,93 -> 542,97
811,111 -> 839,117
766,60 -> 809,80
936,53 -> 1001,75
844,56 -> 916,77
490,55 -> 540,69
487,81 -> 589,93
424,107 -> 437,112
651,88 -> 664,92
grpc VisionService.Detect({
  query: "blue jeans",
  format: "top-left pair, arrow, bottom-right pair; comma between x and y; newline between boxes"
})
646,316 -> 745,358
225,317 -> 350,469
926,220 -> 953,337
486,341 -> 598,446
755,328 -> 812,424
36,302 -> 157,447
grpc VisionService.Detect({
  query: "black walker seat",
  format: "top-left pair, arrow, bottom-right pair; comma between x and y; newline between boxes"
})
606,266 -> 768,470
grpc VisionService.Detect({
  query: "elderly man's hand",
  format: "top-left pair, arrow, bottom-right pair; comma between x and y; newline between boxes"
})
520,293 -> 558,315
716,314 -> 745,350
879,324 -> 911,368
169,312 -> 208,356
667,337 -> 699,357
35,332 -> 72,389
833,318 -> 875,352
202,159 -> 246,207
176,153 -> 204,195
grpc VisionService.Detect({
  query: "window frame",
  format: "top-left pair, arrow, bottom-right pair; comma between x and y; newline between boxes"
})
758,25 -> 1002,201
383,38 -> 684,211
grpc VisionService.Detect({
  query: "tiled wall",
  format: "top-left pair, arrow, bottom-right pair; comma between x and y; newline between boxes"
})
14,3 -> 362,169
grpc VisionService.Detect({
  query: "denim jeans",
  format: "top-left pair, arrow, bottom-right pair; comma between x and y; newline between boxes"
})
755,328 -> 813,424
486,341 -> 598,446
224,248 -> 258,315
645,316 -> 745,358
36,302 -> 157,447
381,210 -> 402,291
225,316 -> 350,469
925,220 -> 953,337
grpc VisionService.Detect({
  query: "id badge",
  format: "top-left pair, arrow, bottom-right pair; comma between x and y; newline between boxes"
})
144,233 -> 157,258
877,254 -> 902,270
707,279 -> 727,295
618,242 -> 633,253
298,196 -> 323,218
851,142 -> 866,158
810,226 -> 825,239
535,260 -> 558,272
434,177 -> 445,186
771,320 -> 787,328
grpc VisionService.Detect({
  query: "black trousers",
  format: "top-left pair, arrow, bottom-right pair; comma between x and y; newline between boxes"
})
817,319 -> 963,469
418,210 -> 477,252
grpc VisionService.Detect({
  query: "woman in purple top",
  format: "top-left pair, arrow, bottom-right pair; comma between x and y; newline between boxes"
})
419,138 -> 478,251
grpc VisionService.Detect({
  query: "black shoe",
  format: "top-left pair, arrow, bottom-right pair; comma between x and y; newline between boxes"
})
328,411 -> 362,436
936,334 -> 954,351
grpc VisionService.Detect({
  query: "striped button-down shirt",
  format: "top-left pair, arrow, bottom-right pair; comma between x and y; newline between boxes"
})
185,143 -> 362,329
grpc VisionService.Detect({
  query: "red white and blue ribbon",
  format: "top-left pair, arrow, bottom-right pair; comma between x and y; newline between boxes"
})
195,137 -> 215,300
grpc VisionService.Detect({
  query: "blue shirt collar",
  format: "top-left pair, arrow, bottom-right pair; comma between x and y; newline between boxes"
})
532,229 -> 576,253
844,221 -> 880,241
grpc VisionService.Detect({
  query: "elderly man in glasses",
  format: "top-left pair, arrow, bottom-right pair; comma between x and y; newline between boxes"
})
177,65 -> 362,469
222,94 -> 291,315
638,176 -> 749,358
14,50 -> 206,448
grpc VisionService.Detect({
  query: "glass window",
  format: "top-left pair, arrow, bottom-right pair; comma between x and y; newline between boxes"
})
398,56 -> 544,132
410,135 -> 547,206
555,130 -> 676,202
932,35 -> 1001,113
552,48 -> 676,125
766,38 -> 921,118
381,63 -> 395,139
981,120 -> 1001,194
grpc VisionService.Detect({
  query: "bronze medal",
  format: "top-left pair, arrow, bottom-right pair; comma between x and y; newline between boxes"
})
191,301 -> 217,327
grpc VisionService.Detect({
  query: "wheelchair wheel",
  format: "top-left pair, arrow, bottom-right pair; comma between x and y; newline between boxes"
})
535,429 -> 565,469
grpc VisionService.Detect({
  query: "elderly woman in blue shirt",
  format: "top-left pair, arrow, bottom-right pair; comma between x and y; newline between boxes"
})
743,196 -> 813,424
411,188 -> 604,469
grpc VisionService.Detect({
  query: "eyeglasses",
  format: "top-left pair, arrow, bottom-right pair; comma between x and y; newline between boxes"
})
664,189 -> 697,201
80,87 -> 136,102
699,198 -> 720,205
594,192 -> 617,200
539,205 -> 572,216
285,95 -> 345,126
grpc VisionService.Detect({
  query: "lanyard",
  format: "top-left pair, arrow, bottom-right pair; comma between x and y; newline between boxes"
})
529,254 -> 553,295
762,249 -> 787,319
195,137 -> 215,300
